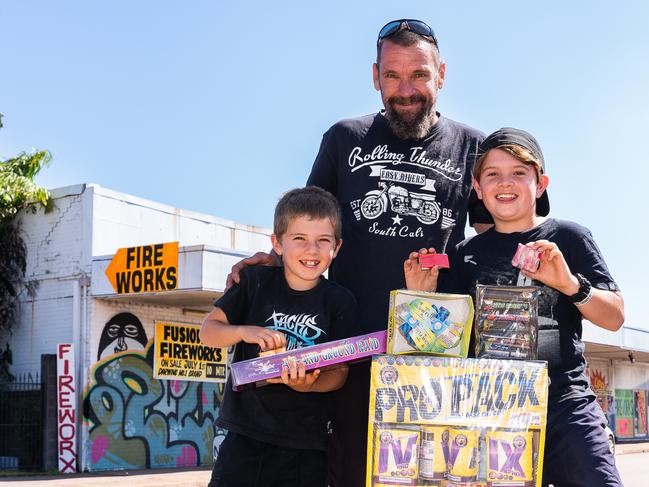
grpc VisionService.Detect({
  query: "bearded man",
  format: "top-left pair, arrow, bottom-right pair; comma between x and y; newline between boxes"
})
307,19 -> 484,332
226,20 -> 485,487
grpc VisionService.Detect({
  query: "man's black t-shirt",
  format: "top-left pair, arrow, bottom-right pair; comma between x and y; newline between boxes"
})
307,113 -> 484,333
439,218 -> 619,402
215,266 -> 357,451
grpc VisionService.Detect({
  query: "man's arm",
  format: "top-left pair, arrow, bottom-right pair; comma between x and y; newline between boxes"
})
307,363 -> 349,392
306,128 -> 338,193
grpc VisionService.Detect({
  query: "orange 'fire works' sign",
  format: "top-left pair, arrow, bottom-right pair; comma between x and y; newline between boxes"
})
105,242 -> 178,294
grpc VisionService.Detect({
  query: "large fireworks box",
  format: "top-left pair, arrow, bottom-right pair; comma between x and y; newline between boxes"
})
388,290 -> 474,357
366,355 -> 548,487
230,331 -> 387,390
474,286 -> 540,360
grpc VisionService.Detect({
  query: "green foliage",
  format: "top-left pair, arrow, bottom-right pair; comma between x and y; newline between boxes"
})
1,150 -> 52,220
0,114 -> 51,382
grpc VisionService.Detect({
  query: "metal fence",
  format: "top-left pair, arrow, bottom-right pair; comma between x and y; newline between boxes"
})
0,373 -> 43,471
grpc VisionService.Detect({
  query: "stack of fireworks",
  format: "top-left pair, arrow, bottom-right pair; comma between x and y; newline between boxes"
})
366,355 -> 549,487
372,424 -> 540,487
387,290 -> 474,357
474,286 -> 540,360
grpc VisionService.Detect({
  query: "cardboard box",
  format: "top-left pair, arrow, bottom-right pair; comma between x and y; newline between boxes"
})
388,290 -> 474,357
230,330 -> 387,390
366,355 -> 549,487
475,286 -> 540,360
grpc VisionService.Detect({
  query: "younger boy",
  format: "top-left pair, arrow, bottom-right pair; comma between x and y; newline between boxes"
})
201,186 -> 357,487
404,128 -> 624,486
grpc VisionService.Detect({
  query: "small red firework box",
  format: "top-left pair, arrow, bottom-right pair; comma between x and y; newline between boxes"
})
419,253 -> 450,269
511,244 -> 541,273
388,290 -> 474,358
366,355 -> 549,487
230,331 -> 387,390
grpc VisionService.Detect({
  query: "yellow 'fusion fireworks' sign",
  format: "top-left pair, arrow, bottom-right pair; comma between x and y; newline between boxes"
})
154,322 -> 227,383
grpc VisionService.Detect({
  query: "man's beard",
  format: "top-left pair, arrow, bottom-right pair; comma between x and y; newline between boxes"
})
384,94 -> 436,140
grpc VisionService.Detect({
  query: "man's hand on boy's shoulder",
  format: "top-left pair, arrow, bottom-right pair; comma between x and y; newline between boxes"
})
521,240 -> 579,295
226,251 -> 281,290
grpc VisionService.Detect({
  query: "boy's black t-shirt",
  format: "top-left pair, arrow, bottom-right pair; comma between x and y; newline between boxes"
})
215,266 -> 357,451
307,113 -> 484,333
439,218 -> 619,403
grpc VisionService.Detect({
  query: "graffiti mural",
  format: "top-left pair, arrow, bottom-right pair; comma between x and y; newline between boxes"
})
83,341 -> 226,471
588,365 -> 615,428
97,312 -> 148,360
615,389 -> 635,438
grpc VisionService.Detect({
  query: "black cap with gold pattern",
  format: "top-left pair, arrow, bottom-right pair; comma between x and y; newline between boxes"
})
469,127 -> 550,224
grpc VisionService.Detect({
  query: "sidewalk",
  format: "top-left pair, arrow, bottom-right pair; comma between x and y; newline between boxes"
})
0,467 -> 212,486
616,441 -> 649,455
2,444 -> 649,487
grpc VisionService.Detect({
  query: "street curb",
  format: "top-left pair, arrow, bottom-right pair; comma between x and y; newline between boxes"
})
615,443 -> 649,455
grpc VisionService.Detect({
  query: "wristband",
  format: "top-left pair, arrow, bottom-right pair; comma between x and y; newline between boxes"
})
566,273 -> 592,306
574,287 -> 593,307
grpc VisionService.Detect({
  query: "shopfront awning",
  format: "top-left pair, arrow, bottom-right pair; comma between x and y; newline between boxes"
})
584,322 -> 649,363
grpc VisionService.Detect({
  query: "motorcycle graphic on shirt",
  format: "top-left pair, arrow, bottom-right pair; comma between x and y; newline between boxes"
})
360,182 -> 441,225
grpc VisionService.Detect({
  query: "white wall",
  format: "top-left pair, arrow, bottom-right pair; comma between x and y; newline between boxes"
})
613,362 -> 649,390
7,183 -> 270,377
90,185 -> 270,257
11,186 -> 90,375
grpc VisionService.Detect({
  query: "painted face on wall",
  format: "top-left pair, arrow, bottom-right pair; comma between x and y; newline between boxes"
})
97,312 -> 148,360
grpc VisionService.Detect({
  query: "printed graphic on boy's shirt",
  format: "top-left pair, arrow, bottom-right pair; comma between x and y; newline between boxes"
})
346,144 -> 463,238
265,310 -> 325,350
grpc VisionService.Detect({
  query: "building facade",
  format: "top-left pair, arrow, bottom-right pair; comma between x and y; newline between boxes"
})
8,184 -> 270,471
584,325 -> 649,441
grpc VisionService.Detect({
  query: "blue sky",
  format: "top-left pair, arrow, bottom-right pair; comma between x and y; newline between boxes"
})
1,1 -> 648,329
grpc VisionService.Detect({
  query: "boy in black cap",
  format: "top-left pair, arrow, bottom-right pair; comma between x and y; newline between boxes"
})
405,127 -> 624,486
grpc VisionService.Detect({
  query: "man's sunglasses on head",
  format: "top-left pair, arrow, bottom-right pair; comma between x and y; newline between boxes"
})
377,19 -> 438,47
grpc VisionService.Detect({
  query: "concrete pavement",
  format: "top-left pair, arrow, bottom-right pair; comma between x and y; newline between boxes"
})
2,444 -> 648,487
615,441 -> 649,455
0,467 -> 212,486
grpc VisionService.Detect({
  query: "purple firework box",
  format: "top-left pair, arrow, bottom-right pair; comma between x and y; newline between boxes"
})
230,331 -> 387,390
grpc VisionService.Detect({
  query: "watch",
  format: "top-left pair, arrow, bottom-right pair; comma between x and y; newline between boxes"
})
566,273 -> 593,306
